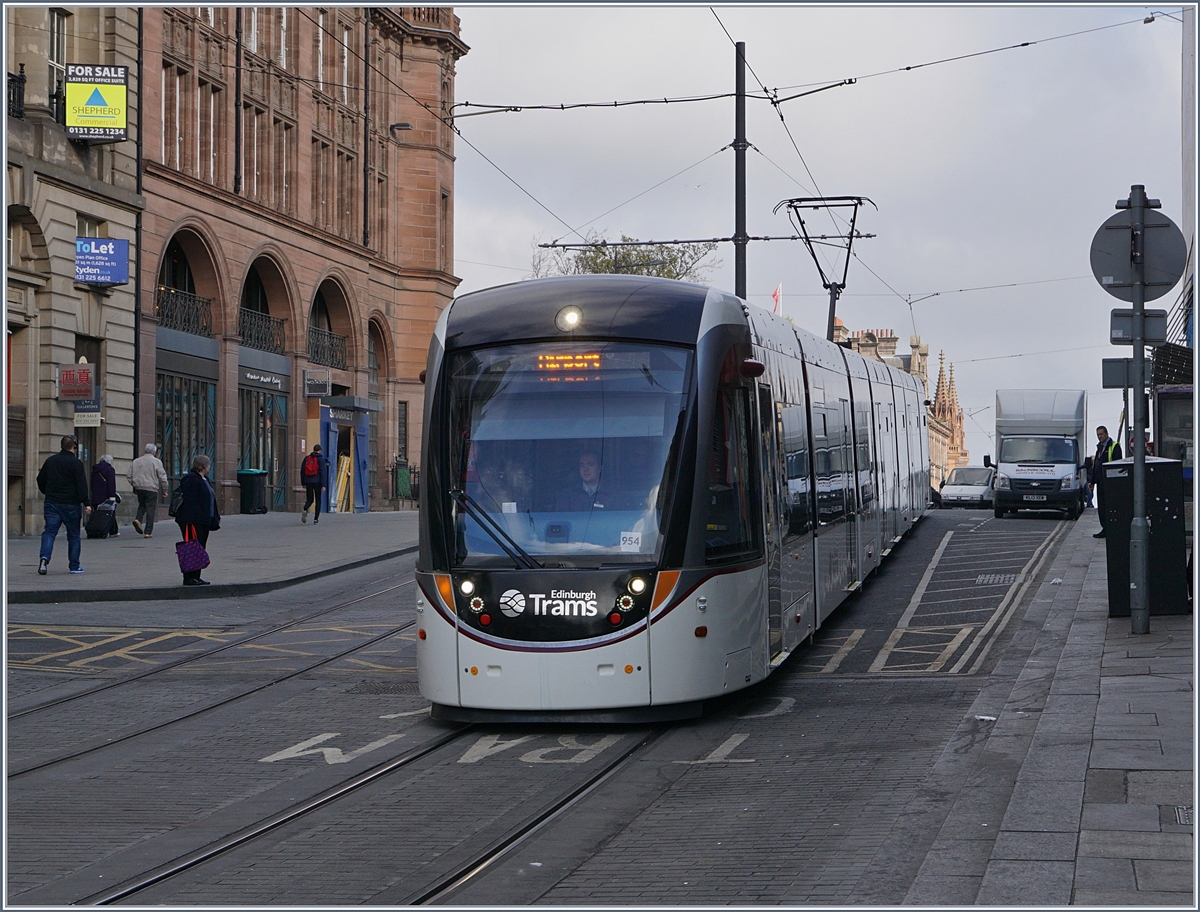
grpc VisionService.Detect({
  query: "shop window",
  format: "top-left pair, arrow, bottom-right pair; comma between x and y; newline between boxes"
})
156,372 -> 217,481
397,400 -> 408,464
238,387 -> 288,509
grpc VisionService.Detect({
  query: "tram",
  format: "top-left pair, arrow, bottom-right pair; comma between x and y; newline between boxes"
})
416,275 -> 929,721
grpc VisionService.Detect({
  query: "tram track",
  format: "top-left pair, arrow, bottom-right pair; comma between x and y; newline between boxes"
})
79,725 -> 477,905
8,582 -> 418,779
78,724 -> 668,906
8,576 -> 414,720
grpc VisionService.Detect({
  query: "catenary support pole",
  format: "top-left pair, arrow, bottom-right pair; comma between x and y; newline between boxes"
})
734,42 -> 747,300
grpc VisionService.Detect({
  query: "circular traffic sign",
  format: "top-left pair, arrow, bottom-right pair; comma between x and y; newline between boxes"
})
1090,208 -> 1187,302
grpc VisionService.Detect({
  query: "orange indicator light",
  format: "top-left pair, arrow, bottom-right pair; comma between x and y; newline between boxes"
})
418,629 -> 426,640
624,664 -> 634,674
470,666 -> 479,676
695,626 -> 708,637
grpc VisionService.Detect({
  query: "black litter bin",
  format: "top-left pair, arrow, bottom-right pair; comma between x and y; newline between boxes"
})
237,469 -> 269,514
1101,457 -> 1189,617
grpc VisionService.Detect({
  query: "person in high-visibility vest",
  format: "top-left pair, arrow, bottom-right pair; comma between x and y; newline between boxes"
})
1091,425 -> 1122,539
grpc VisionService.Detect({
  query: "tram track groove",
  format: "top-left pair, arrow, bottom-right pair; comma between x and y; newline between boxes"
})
9,619 -> 418,779
7,578 -> 414,720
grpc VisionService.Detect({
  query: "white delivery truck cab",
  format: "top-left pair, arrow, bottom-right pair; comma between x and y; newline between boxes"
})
988,390 -> 1087,520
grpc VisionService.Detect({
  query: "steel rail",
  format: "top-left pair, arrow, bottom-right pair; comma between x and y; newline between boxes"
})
9,618 -> 420,779
409,727 -> 667,905
78,725 -> 477,906
8,576 -> 414,720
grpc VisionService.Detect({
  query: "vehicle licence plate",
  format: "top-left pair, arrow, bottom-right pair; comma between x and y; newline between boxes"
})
1023,494 -> 1047,502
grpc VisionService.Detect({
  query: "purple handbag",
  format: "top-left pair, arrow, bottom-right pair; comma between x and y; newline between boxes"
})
176,525 -> 210,574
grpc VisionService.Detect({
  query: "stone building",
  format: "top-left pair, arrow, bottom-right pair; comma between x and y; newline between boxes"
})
140,7 -> 466,514
7,7 -> 467,531
6,7 -> 141,536
927,351 -> 969,487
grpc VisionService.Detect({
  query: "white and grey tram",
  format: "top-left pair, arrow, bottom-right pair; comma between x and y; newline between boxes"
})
416,275 -> 929,721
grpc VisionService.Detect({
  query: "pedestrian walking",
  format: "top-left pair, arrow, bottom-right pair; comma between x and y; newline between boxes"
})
300,443 -> 330,524
175,454 -> 220,586
128,443 -> 169,537
36,435 -> 91,574
1091,425 -> 1122,539
87,454 -> 121,538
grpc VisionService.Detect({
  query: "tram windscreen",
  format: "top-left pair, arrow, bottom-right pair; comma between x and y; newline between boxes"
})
446,341 -> 692,567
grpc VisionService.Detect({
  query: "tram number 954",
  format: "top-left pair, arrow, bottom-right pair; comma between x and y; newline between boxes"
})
620,532 -> 642,552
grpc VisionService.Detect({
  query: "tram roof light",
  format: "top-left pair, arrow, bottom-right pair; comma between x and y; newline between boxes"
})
555,305 -> 583,332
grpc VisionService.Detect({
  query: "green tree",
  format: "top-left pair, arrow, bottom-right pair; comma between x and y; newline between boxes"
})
530,230 -> 720,283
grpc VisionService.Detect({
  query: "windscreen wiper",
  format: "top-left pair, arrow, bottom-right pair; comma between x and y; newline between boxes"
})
450,490 -> 542,570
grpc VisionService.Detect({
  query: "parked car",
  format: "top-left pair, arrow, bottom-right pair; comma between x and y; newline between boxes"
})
940,466 -> 995,508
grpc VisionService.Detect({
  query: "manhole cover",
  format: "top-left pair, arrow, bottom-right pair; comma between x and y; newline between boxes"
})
345,681 -> 421,695
976,573 -> 1019,585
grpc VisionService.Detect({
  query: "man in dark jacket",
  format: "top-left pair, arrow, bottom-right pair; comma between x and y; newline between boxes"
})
1091,425 -> 1123,538
300,444 -> 330,524
36,435 -> 92,574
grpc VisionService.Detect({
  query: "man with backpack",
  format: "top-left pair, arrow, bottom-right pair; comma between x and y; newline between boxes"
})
300,444 -> 330,524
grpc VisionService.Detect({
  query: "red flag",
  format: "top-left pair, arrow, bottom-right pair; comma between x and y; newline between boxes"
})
771,283 -> 782,314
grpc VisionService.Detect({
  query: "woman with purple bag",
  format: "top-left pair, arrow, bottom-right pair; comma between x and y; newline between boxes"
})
175,454 -> 220,586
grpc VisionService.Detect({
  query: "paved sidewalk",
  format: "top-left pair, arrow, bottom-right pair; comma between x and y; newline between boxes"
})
6,509 -> 420,603
907,510 -> 1194,906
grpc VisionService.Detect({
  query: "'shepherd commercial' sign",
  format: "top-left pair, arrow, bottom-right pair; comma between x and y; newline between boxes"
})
65,64 -> 128,140
75,237 -> 129,285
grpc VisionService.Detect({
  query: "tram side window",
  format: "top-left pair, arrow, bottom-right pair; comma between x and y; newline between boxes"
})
706,386 -> 760,561
781,404 -> 811,536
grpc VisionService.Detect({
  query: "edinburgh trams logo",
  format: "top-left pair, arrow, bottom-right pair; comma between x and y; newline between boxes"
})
498,588 -> 598,618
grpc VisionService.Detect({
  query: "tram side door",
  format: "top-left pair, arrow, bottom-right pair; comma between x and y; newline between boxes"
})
757,385 -> 784,658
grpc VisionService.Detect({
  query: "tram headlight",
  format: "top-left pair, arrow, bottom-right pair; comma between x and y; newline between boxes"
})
459,579 -> 475,596
555,305 -> 583,332
627,577 -> 647,595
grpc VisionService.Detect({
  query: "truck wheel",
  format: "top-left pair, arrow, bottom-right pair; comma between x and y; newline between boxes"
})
994,505 -> 1006,519
1066,501 -> 1080,521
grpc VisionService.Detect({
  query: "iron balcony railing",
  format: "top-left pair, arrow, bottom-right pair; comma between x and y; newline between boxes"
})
7,64 -> 25,119
155,286 -> 214,337
308,326 -> 347,370
238,307 -> 286,354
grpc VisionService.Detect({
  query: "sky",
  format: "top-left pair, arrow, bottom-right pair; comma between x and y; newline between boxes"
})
448,5 -> 1192,465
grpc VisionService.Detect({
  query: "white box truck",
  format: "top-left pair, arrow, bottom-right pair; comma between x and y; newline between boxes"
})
987,390 -> 1087,520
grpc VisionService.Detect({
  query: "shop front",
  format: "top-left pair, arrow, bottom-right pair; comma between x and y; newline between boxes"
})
237,352 -> 290,510
317,397 -> 381,514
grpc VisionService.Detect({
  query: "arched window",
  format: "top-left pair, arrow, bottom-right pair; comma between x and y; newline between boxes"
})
311,290 -> 332,332
158,239 -> 196,293
241,265 -> 268,314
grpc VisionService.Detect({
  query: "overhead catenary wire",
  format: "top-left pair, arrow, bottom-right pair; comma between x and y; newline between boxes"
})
770,11 -> 1174,94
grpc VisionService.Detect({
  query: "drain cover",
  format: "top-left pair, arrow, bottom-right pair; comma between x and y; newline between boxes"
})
976,573 -> 1019,585
1175,806 -> 1193,826
346,681 -> 421,695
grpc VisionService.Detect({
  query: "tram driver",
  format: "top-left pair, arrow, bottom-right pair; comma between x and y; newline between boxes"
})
555,449 -> 614,513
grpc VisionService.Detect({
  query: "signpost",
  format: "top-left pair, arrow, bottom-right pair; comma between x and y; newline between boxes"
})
1089,185 -> 1187,635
